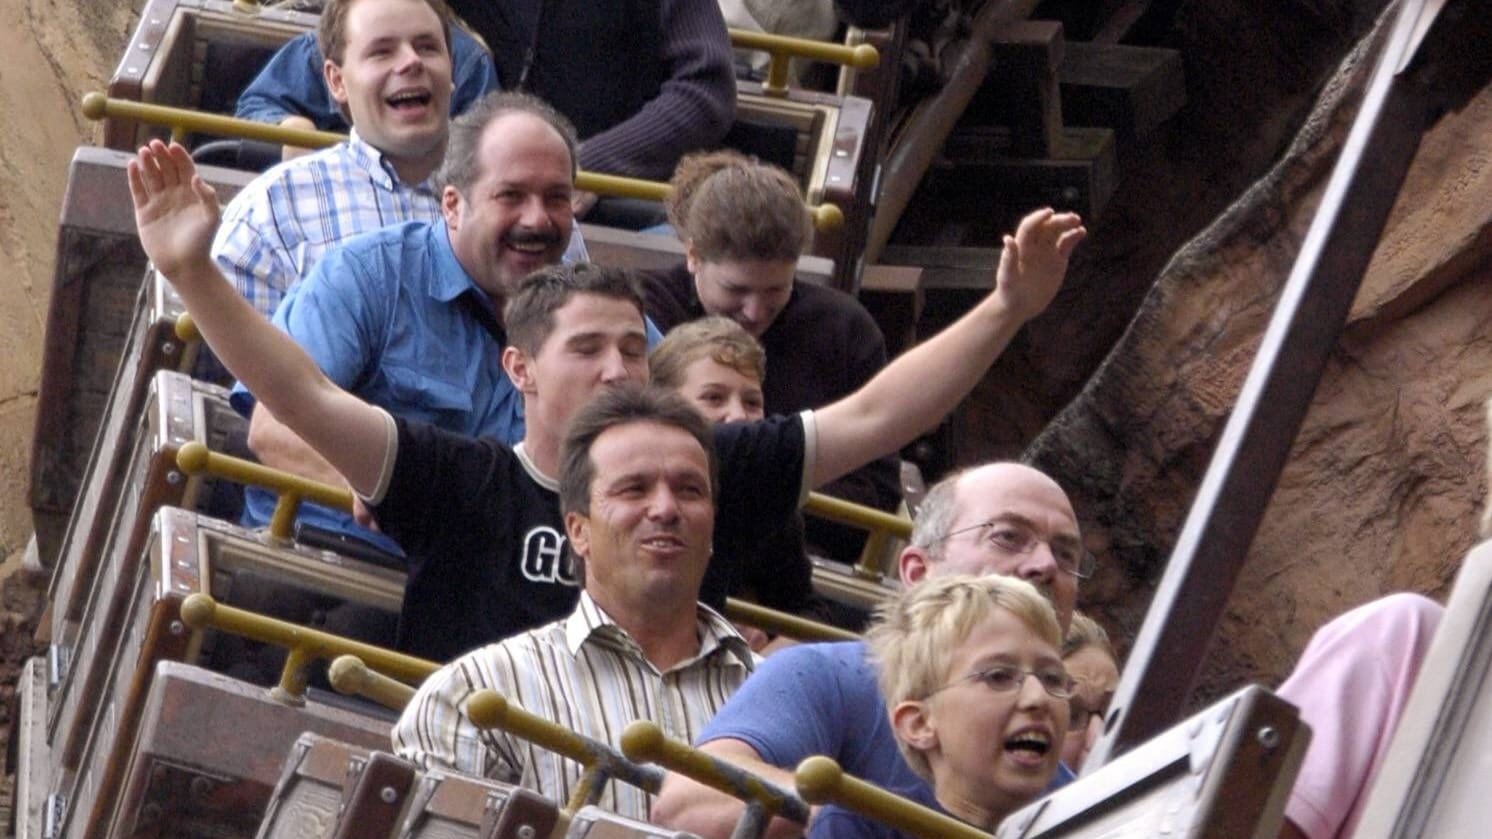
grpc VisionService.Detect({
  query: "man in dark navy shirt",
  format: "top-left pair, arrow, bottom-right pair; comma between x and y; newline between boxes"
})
128,138 -> 1085,660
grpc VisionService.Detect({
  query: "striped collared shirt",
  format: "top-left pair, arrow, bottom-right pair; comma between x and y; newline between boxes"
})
392,592 -> 755,819
210,131 -> 439,319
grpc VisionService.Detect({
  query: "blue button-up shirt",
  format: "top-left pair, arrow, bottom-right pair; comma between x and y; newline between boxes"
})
234,220 -> 655,553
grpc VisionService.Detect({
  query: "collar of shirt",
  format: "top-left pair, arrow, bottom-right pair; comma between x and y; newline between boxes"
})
564,591 -> 755,673
346,128 -> 438,195
426,222 -> 492,304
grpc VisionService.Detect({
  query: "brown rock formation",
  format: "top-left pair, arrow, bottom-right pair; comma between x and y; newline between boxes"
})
1027,12 -> 1492,698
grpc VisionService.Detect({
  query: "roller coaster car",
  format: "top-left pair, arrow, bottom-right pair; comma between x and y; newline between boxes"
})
46,370 -> 250,767
31,148 -> 255,567
994,685 -> 1308,839
55,661 -> 394,839
99,0 -> 875,282
45,505 -> 404,839
257,733 -> 563,839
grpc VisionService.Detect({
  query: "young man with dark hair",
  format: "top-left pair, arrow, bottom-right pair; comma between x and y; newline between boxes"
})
129,139 -> 1084,664
230,91 -> 609,558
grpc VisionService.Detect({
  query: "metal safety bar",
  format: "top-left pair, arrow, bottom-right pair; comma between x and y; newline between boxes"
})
467,691 -> 664,815
178,592 -> 438,704
327,653 -> 417,710
794,756 -> 989,839
803,492 -> 912,581
174,441 -> 862,642
727,29 -> 879,97
723,599 -> 858,642
81,92 -> 843,231
621,721 -> 809,839
175,440 -> 354,542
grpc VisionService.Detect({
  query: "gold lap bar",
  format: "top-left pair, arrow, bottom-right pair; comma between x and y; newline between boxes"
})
727,30 -> 879,98
467,690 -> 665,813
175,441 -> 354,540
723,599 -> 858,642
82,92 -> 841,231
795,756 -> 991,839
178,593 -> 439,697
620,721 -> 810,823
328,654 -> 418,711
174,312 -> 200,343
804,491 -> 913,579
82,91 -> 345,149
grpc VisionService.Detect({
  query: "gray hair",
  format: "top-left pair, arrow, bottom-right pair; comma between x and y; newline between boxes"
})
436,91 -> 578,194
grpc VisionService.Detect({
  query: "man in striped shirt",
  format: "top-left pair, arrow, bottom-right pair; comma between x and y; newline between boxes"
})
392,385 -> 754,819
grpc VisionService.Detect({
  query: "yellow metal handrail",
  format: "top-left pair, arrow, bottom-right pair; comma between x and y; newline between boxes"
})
178,593 -> 438,704
467,691 -> 664,814
727,29 -> 880,98
804,491 -> 913,581
621,721 -> 810,830
175,441 -> 861,641
724,598 -> 857,642
328,654 -> 417,710
82,92 -> 843,231
795,756 -> 991,839
175,440 -> 354,541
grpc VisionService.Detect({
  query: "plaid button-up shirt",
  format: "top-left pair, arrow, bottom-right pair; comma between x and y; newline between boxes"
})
210,131 -> 440,319
393,592 -> 755,819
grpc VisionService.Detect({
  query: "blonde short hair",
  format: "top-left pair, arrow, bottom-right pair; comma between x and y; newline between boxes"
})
1062,610 -> 1114,660
866,574 -> 1063,781
649,316 -> 766,391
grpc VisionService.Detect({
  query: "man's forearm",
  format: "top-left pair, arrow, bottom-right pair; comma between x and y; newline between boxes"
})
811,294 -> 1024,487
248,404 -> 348,488
652,739 -> 809,839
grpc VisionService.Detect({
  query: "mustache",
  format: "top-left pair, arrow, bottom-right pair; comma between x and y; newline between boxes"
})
503,227 -> 563,248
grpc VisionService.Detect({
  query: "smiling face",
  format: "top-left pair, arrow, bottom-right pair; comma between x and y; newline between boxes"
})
687,255 -> 797,338
324,0 -> 452,182
677,357 -> 765,424
902,609 -> 1070,828
566,421 -> 716,613
443,111 -> 575,300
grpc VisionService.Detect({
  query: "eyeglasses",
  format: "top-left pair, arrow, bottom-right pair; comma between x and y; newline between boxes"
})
935,519 -> 1097,579
929,664 -> 1074,700
1067,696 -> 1110,730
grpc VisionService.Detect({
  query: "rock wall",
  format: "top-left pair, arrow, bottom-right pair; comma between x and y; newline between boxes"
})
1028,10 -> 1492,697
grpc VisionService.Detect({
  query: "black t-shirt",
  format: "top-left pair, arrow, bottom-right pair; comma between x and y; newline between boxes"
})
373,413 -> 809,662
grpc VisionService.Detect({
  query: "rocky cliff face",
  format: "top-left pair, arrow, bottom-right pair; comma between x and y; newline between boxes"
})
1026,9 -> 1492,696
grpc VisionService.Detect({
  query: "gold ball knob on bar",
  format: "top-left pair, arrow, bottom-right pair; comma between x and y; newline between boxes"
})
179,592 -> 217,630
465,690 -> 508,729
793,755 -> 843,803
176,440 -> 210,474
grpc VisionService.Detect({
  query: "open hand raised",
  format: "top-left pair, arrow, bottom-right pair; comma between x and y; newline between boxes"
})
127,139 -> 222,284
994,208 -> 1087,322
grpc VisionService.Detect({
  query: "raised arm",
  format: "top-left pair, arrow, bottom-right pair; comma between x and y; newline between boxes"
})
128,140 -> 390,494
811,209 -> 1086,487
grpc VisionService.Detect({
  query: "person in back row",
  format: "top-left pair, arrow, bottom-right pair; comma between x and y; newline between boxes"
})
642,150 -> 900,566
233,91 -> 625,558
811,574 -> 1072,839
391,384 -> 755,818
236,20 -> 496,157
128,137 -> 1084,662
212,0 -> 586,320
651,462 -> 1089,839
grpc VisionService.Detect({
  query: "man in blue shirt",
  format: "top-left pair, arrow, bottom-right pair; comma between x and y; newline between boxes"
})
237,91 -> 653,554
236,25 -> 496,143
651,462 -> 1091,839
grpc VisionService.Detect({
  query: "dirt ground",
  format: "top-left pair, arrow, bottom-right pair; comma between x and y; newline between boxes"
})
0,0 -> 137,757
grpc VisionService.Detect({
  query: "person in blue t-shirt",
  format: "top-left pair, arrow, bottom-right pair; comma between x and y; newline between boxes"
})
652,461 -> 1094,838
809,573 -> 1072,839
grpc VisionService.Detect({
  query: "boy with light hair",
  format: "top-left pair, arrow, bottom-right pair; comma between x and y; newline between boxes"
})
811,574 -> 1071,838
